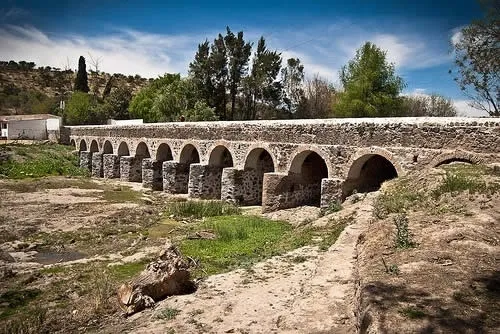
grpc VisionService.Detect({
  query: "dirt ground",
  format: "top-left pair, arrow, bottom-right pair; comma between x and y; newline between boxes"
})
1,163 -> 499,334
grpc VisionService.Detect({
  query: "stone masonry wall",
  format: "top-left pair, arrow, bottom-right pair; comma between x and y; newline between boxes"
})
103,154 -> 120,179
80,151 -> 92,170
188,164 -> 223,199
142,159 -> 163,190
91,153 -> 103,177
120,156 -> 142,182
163,162 -> 190,193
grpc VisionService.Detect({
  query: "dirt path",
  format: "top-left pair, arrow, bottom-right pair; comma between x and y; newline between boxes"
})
126,194 -> 377,334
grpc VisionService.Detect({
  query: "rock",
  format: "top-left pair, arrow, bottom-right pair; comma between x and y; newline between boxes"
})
0,249 -> 15,263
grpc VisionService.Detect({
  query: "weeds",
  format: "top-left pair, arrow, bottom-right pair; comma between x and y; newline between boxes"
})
165,200 -> 241,219
373,181 -> 423,219
320,201 -> 342,216
157,308 -> 181,321
393,214 -> 416,249
0,307 -> 46,334
0,143 -> 88,179
398,306 -> 427,319
433,171 -> 498,197
382,258 -> 400,275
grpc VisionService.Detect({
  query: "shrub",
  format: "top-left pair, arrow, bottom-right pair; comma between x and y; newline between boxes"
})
393,213 -> 416,249
165,200 -> 241,219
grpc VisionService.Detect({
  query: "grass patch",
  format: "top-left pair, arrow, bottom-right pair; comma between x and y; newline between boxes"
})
101,186 -> 143,203
157,308 -> 181,321
165,200 -> 241,219
180,215 -> 348,277
398,306 -> 427,319
0,143 -> 88,179
320,201 -> 342,216
0,289 -> 42,319
108,261 -> 148,281
373,179 -> 423,219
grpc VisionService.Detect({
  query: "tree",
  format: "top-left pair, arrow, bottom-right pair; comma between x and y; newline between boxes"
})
403,94 -> 457,117
224,27 -> 252,120
298,75 -> 336,118
102,86 -> 133,120
281,58 -> 305,115
129,74 -> 181,122
183,101 -> 218,121
64,92 -> 105,125
451,0 -> 499,116
74,56 -> 90,93
209,34 -> 228,120
189,40 -> 214,107
335,42 -> 406,117
242,37 -> 282,120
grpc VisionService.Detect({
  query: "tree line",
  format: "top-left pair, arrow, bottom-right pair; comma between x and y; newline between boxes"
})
18,0 -> 497,123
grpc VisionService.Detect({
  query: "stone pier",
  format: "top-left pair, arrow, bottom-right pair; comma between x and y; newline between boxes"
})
91,153 -> 103,177
142,158 -> 163,190
120,156 -> 142,182
188,164 -> 224,199
103,154 -> 120,179
163,161 -> 190,193
79,151 -> 92,170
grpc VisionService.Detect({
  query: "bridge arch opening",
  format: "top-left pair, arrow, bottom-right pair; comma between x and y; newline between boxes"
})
89,140 -> 99,153
70,139 -> 76,149
179,144 -> 200,164
117,142 -> 130,156
156,143 -> 173,162
244,148 -> 275,205
343,154 -> 398,197
209,145 -> 233,168
102,140 -> 113,154
288,150 -> 329,207
135,142 -> 150,158
79,140 -> 87,152
435,158 -> 473,167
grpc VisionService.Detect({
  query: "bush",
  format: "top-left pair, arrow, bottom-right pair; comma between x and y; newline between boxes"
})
165,200 -> 241,219
393,213 -> 416,249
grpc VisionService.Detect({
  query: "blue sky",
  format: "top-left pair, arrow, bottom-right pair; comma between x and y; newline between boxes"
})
0,1 -> 488,115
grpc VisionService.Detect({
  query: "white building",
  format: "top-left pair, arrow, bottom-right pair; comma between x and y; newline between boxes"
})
0,114 -> 62,141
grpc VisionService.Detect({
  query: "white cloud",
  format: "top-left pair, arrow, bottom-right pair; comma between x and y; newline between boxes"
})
453,100 -> 490,117
0,22 -> 452,82
0,25 -> 199,77
451,27 -> 464,46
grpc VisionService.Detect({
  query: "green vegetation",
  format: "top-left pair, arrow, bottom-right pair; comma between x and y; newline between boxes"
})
398,306 -> 427,319
0,143 -> 88,179
109,261 -> 150,281
432,167 -> 500,197
179,215 -> 348,277
335,42 -> 406,117
157,308 -> 181,321
393,214 -> 416,249
165,200 -> 241,219
74,56 -> 90,93
320,201 -> 342,216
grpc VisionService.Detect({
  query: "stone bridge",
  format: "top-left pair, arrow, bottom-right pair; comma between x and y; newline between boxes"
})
65,117 -> 500,212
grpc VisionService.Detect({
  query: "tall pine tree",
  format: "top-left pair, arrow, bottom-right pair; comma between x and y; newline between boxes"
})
224,27 -> 252,120
74,56 -> 90,93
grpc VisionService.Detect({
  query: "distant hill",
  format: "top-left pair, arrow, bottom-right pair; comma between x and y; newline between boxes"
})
0,60 -> 152,115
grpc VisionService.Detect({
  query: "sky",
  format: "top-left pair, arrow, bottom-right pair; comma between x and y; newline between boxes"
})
0,0 -> 489,116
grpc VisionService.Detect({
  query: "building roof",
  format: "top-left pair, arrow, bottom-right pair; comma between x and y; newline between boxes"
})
0,114 -> 61,122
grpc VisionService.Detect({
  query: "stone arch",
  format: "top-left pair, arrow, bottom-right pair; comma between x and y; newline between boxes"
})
287,146 -> 333,176
70,139 -> 76,149
343,148 -> 400,197
179,143 -> 200,164
243,148 -> 276,205
430,150 -> 481,167
344,147 -> 403,179
156,143 -> 173,162
79,139 -> 87,152
286,150 -> 329,207
102,140 -> 113,154
135,142 -> 151,158
89,140 -> 99,153
208,145 -> 233,168
117,142 -> 130,156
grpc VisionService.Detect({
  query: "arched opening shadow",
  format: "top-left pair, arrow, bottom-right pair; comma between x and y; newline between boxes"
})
286,151 -> 329,207
343,154 -> 397,198
244,148 -> 275,205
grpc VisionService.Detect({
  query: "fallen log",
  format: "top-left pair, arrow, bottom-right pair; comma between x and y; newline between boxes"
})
117,241 -> 194,315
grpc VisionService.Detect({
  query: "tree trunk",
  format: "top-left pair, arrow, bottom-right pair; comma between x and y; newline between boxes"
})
117,242 -> 194,315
